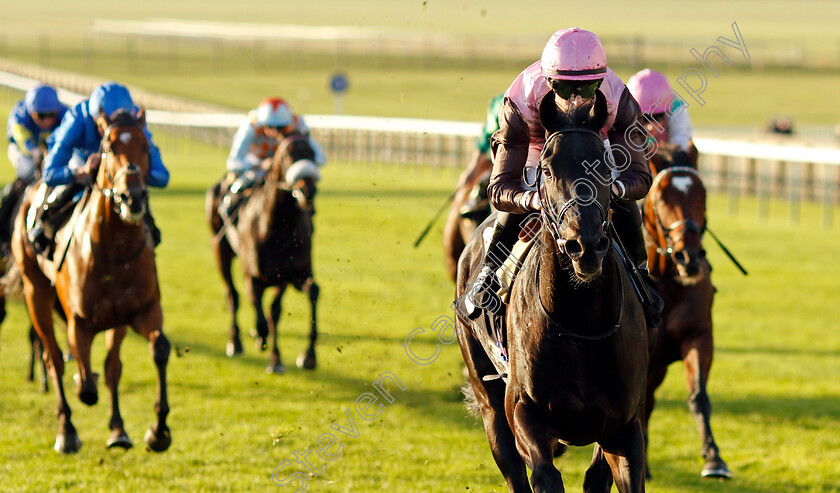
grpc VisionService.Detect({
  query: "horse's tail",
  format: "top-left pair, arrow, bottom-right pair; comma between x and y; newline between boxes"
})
1,256 -> 23,300
461,381 -> 482,420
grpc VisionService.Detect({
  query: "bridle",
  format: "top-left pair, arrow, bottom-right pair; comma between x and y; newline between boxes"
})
529,127 -> 611,259
648,166 -> 705,257
97,122 -> 148,219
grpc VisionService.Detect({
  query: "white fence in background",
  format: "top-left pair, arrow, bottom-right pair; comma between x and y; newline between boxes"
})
2,70 -> 838,226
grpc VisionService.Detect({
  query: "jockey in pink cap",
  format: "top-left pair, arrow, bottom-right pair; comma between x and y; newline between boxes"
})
627,68 -> 695,157
464,28 -> 662,327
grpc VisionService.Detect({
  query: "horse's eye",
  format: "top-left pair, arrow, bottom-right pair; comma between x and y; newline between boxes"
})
543,167 -> 552,177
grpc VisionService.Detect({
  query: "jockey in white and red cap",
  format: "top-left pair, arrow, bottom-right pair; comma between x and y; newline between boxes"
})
464,28 -> 662,326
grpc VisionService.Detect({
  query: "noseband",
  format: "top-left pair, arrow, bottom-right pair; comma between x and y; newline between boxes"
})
532,128 -> 611,258
649,166 -> 706,256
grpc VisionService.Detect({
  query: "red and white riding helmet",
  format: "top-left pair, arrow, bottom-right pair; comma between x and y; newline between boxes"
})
627,69 -> 672,114
540,28 -> 608,81
255,97 -> 294,127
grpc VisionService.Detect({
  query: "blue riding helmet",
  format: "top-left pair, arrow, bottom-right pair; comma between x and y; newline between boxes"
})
24,85 -> 64,114
89,82 -> 134,119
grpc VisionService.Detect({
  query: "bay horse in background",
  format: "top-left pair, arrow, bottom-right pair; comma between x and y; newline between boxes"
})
456,93 -> 651,492
442,169 -> 491,283
12,112 -> 172,454
206,134 -> 320,374
642,145 -> 731,479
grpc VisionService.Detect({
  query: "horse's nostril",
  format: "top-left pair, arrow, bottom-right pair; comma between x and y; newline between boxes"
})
699,248 -> 707,258
595,237 -> 610,254
564,239 -> 582,257
674,250 -> 688,265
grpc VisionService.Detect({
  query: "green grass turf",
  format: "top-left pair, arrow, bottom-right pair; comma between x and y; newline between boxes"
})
1,1 -> 839,125
0,91 -> 839,491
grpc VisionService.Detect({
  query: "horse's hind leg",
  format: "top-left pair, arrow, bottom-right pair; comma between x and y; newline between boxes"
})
296,278 -> 318,370
459,334 -> 530,492
216,237 -> 242,357
266,284 -> 286,374
682,337 -> 731,478
642,363 -> 669,479
29,325 -> 49,392
132,302 -> 171,452
104,326 -> 132,449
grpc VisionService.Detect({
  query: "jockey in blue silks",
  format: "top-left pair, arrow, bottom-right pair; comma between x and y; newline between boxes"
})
28,82 -> 169,256
0,84 -> 68,247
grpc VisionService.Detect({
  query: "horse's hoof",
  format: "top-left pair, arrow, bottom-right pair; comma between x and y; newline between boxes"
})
266,364 -> 285,375
54,432 -> 82,454
701,461 -> 732,479
296,351 -> 316,370
255,337 -> 267,351
226,341 -> 243,357
144,425 -> 171,452
106,432 -> 133,449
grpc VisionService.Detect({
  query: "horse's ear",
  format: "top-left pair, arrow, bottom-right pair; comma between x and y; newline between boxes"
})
585,90 -> 608,132
539,92 -> 570,134
136,107 -> 146,127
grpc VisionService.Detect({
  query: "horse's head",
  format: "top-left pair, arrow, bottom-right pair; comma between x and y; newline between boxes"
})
272,135 -> 320,215
97,111 -> 150,224
538,91 -> 610,280
646,167 -> 707,278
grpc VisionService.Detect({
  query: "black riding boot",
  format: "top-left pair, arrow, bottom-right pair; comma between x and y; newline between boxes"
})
612,198 -> 664,328
144,207 -> 161,247
463,211 -> 527,319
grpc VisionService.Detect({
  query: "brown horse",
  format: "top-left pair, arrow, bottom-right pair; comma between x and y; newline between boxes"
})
642,152 -> 731,479
12,112 -> 172,454
456,93 -> 650,492
442,172 -> 491,283
206,134 -> 319,374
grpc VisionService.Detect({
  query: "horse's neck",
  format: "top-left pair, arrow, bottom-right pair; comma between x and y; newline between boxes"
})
537,233 -> 620,330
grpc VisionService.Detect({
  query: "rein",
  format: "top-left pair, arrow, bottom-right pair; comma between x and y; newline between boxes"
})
648,166 -> 706,257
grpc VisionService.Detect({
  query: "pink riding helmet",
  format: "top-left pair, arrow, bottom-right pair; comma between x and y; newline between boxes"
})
540,28 -> 608,81
627,69 -> 672,114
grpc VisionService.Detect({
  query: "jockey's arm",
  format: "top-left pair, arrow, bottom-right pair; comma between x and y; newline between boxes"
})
667,104 -> 694,152
457,149 -> 493,191
144,127 -> 169,188
488,99 -> 540,214
10,122 -> 37,157
225,119 -> 257,172
42,108 -> 85,187
608,90 -> 652,201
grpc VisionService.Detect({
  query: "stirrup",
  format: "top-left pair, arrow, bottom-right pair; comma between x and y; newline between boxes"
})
463,266 -> 504,319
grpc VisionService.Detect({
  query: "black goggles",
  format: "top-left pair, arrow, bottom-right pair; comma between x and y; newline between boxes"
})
547,78 -> 602,100
647,112 -> 667,123
35,111 -> 58,119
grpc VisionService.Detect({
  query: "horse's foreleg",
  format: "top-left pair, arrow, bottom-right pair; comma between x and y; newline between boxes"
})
682,339 -> 731,478
509,398 -> 564,493
296,278 -> 318,370
24,282 -> 79,453
250,278 -> 268,351
67,317 -> 98,406
216,237 -> 242,357
600,416 -> 646,493
132,302 -> 171,452
266,284 -> 286,374
583,444 -> 614,493
104,326 -> 132,449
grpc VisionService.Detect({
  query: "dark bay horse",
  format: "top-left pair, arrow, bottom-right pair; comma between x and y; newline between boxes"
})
206,134 -> 319,374
642,154 -> 731,479
12,113 -> 172,453
456,93 -> 651,492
